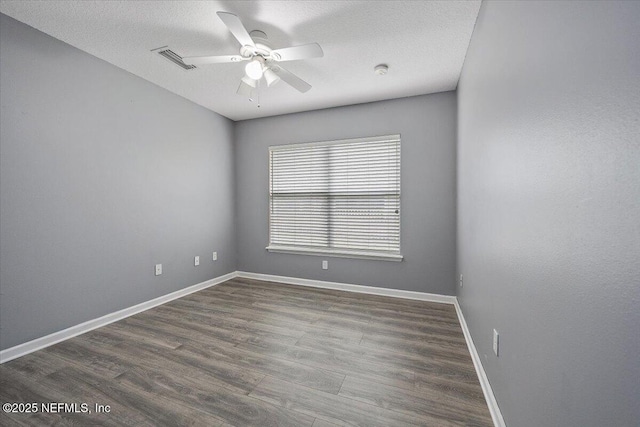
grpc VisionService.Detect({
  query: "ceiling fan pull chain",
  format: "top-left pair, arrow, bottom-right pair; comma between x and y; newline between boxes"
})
256,79 -> 261,108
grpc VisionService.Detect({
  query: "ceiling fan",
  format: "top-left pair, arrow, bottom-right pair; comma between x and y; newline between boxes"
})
183,12 -> 324,102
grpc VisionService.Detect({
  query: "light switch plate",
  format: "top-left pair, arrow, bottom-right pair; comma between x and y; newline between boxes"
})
194,256 -> 200,266
493,329 -> 499,356
155,264 -> 162,276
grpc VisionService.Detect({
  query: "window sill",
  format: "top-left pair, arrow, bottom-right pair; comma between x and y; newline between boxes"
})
265,245 -> 403,262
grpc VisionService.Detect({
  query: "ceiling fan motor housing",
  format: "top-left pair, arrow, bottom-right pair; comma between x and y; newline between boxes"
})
241,30 -> 274,59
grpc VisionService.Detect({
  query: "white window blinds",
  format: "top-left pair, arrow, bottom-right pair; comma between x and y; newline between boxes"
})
268,135 -> 401,260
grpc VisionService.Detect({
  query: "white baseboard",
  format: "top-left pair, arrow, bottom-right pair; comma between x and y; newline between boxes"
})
0,271 -> 238,364
235,271 -> 457,304
454,300 -> 506,427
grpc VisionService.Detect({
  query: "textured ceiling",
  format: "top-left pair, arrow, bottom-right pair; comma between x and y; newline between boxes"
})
0,1 -> 481,121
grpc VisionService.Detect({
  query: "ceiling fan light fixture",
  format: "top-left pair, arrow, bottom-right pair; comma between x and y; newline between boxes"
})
263,67 -> 281,87
245,59 -> 264,80
241,75 -> 258,88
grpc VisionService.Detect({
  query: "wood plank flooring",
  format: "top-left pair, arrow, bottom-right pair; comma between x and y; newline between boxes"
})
0,277 -> 493,426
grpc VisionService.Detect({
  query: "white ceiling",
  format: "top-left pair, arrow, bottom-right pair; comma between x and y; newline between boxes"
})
0,1 -> 481,121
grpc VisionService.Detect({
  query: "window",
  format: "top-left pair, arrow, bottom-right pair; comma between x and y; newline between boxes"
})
267,135 -> 402,261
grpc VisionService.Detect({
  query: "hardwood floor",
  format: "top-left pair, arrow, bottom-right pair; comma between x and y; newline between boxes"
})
0,278 -> 493,426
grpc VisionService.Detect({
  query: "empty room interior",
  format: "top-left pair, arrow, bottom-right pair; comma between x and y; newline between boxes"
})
0,1 -> 638,426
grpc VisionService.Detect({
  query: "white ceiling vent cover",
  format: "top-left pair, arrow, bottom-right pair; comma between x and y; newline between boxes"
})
151,46 -> 196,71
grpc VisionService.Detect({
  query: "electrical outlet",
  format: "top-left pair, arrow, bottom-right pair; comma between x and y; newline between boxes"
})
155,264 -> 162,276
493,329 -> 499,356
459,274 -> 464,287
322,260 -> 328,270
194,256 -> 200,266
212,251 -> 218,261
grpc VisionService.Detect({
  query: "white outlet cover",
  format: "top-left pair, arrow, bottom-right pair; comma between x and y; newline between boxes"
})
493,329 -> 499,356
194,256 -> 200,266
213,251 -> 218,261
459,274 -> 464,287
155,264 -> 162,276
322,260 -> 328,270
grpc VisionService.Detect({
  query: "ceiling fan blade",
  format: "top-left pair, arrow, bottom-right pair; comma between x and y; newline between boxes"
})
217,12 -> 256,48
271,43 -> 324,62
271,66 -> 312,93
182,54 -> 245,65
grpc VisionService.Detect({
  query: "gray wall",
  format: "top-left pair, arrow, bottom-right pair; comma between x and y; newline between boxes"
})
457,2 -> 640,426
235,93 -> 457,295
0,14 -> 237,350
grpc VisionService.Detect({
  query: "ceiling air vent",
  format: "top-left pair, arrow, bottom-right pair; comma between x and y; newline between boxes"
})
151,46 -> 196,71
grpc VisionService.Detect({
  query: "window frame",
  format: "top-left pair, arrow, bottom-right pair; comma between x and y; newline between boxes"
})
266,134 -> 403,262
